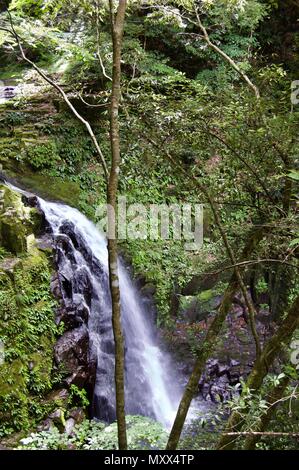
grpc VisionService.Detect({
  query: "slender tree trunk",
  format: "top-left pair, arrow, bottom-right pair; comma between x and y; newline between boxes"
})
243,375 -> 290,450
108,0 -> 127,450
166,227 -> 265,449
217,294 -> 299,450
7,0 -> 128,449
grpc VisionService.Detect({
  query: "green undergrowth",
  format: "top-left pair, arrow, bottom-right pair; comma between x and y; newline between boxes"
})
0,80 -> 216,326
18,415 -> 167,450
0,185 -> 63,438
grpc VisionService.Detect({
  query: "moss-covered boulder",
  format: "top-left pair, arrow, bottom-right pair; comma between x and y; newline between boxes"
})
0,184 -> 41,254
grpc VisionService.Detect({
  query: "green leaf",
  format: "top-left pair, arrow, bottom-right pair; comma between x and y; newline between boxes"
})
289,238 -> 299,247
287,170 -> 299,181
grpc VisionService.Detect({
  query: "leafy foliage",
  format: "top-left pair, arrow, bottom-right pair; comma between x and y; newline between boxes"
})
0,0 -> 298,451
18,416 -> 167,450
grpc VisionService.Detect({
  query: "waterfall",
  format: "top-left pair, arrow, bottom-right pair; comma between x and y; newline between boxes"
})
35,197 -> 180,427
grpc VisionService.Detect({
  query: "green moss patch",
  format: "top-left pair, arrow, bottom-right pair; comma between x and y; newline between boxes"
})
0,186 -> 60,438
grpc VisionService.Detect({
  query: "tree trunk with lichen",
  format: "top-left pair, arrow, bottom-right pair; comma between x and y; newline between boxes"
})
217,294 -> 299,450
108,0 -> 127,451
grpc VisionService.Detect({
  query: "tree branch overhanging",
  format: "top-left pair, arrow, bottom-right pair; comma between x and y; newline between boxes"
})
2,12 -> 109,180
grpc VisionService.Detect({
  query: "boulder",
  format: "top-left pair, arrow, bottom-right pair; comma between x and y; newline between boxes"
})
64,367 -> 89,388
54,326 -> 89,386
44,388 -> 69,406
48,409 -> 65,432
64,418 -> 76,436
198,357 -> 249,403
36,418 -> 54,432
69,407 -> 86,424
0,184 -> 42,254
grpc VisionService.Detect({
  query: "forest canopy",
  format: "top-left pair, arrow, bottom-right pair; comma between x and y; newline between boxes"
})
0,0 -> 298,454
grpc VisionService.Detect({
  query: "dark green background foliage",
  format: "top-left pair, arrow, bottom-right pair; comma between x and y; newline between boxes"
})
0,0 -> 298,449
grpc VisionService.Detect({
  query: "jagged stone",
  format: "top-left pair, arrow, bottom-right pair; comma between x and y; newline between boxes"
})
54,326 -> 89,387
48,409 -> 65,432
64,367 -> 89,388
69,407 -> 86,424
64,418 -> 76,436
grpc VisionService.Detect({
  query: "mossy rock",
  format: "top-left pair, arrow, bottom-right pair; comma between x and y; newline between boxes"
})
20,174 -> 81,207
1,168 -> 81,208
28,207 -> 43,234
0,184 -> 35,254
28,347 -> 53,395
0,217 -> 27,254
0,184 -> 44,255
42,388 -> 69,411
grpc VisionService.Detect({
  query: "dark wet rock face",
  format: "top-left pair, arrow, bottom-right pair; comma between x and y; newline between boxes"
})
198,358 -> 249,403
54,326 -> 89,372
49,221 -> 100,396
170,291 -> 275,405
54,222 -> 105,314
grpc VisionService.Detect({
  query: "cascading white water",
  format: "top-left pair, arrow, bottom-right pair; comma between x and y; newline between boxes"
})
35,197 -> 181,427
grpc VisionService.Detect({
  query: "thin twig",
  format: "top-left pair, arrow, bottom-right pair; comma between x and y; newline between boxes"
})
147,136 -> 261,358
78,93 -> 110,108
193,7 -> 260,99
205,259 -> 298,276
224,432 -> 299,437
96,0 -> 112,81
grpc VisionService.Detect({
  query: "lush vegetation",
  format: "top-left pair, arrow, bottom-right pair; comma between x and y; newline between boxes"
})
0,0 -> 298,451
18,415 -> 167,450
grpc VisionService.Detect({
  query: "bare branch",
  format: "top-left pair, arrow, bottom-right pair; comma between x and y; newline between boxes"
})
205,259 -> 299,276
78,93 -> 110,108
225,432 -> 299,437
96,0 -> 112,81
5,12 -> 109,180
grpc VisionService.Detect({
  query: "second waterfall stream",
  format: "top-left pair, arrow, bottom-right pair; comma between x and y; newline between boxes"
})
35,195 -> 181,427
